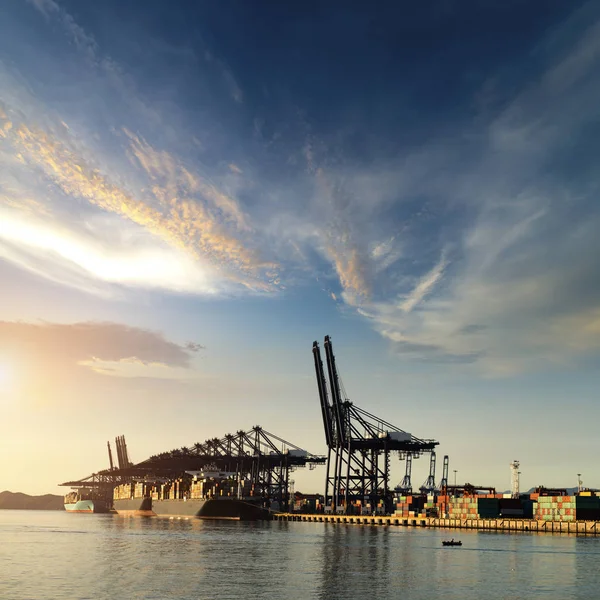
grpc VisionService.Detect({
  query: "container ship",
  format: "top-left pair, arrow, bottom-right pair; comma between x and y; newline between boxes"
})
113,469 -> 272,521
64,488 -> 111,513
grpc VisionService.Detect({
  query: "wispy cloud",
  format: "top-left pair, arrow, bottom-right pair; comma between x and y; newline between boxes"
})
2,0 -> 278,295
296,3 -> 600,374
27,0 -> 100,66
125,129 -> 251,232
27,0 -> 59,17
203,50 -> 244,104
0,94 -> 276,294
7,0 -> 600,376
0,208 -> 221,296
399,255 -> 447,313
222,69 -> 243,104
327,242 -> 370,305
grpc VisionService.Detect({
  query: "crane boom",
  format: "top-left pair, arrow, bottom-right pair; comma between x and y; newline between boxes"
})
313,341 -> 335,448
438,455 -> 449,491
107,441 -> 114,471
324,335 -> 347,446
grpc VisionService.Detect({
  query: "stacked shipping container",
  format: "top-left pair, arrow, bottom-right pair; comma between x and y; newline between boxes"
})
113,483 -> 134,501
394,495 -> 426,518
113,477 -> 243,502
534,495 -> 600,521
447,496 -> 479,519
535,496 -> 575,521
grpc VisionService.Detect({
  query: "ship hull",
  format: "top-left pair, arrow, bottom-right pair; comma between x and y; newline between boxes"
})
114,497 -> 271,520
153,498 -> 270,520
64,499 -> 110,514
197,498 -> 272,521
152,499 -> 206,517
113,497 -> 154,516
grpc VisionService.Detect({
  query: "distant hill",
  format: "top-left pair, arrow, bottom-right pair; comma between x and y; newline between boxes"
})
0,491 -> 64,510
502,487 -> 586,496
522,487 -> 580,495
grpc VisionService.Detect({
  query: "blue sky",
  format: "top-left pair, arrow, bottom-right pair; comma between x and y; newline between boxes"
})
1,0 -> 599,495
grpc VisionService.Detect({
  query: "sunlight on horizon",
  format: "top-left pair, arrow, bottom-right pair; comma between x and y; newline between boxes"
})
0,362 -> 12,394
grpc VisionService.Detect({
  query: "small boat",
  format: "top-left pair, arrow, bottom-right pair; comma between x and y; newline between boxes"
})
442,540 -> 462,546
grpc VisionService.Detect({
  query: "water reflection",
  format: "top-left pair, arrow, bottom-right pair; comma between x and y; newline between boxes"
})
573,536 -> 599,599
3,511 -> 600,600
317,524 -> 391,599
93,517 -> 307,599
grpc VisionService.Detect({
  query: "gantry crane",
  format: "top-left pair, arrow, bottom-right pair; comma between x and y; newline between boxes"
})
313,335 -> 439,514
63,428 -> 326,513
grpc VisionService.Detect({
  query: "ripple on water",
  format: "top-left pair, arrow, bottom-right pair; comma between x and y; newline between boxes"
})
1,511 -> 600,600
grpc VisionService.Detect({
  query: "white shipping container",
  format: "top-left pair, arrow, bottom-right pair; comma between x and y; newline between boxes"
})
378,431 -> 412,442
287,449 -> 308,458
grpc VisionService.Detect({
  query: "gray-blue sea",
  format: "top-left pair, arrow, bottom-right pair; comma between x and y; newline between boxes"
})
2,510 -> 599,600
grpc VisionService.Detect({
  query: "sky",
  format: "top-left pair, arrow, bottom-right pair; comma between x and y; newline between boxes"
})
1,0 -> 599,496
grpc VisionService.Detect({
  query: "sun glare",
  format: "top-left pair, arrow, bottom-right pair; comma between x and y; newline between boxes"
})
0,363 -> 12,391
0,211 -> 220,294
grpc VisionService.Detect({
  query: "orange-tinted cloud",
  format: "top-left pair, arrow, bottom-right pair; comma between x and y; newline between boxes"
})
125,129 -> 250,230
1,107 -> 276,292
313,168 -> 371,303
326,243 -> 370,305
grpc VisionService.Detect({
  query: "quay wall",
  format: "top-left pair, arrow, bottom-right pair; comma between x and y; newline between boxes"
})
273,513 -> 600,535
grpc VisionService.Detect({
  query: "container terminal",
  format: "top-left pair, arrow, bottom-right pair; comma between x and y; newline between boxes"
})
60,335 -> 600,531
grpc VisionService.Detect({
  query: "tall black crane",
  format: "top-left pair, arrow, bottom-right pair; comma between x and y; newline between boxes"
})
107,441 -> 115,471
313,341 -> 336,504
312,335 -> 439,514
114,435 -> 132,470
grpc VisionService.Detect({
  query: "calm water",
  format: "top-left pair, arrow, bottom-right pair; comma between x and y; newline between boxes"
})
2,511 -> 600,599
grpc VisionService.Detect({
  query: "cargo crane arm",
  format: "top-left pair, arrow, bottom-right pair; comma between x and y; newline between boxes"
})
324,335 -> 347,446
313,341 -> 335,448
437,455 -> 449,492
420,451 -> 436,493
395,453 -> 413,493
107,441 -> 115,471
